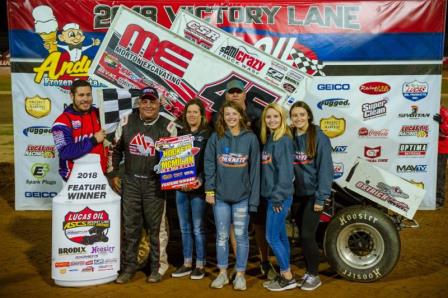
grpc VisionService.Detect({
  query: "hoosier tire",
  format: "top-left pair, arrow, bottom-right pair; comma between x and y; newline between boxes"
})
324,205 -> 400,282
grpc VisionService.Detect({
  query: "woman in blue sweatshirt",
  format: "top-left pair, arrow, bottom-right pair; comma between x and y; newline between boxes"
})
171,98 -> 211,280
205,101 -> 260,291
290,101 -> 334,291
259,103 -> 296,292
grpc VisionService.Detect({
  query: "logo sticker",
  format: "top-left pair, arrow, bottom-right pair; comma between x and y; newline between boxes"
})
402,80 -> 428,101
317,98 -> 350,110
320,116 -> 346,138
25,96 -> 51,118
359,82 -> 390,95
63,207 -> 110,245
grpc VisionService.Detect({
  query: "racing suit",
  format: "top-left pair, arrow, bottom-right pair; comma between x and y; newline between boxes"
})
52,104 -> 107,180
110,112 -> 176,274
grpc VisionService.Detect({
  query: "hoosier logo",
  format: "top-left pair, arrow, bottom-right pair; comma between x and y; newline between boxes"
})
320,116 -> 346,138
25,96 -> 51,118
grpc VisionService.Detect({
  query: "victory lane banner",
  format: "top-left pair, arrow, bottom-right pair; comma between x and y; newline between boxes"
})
155,135 -> 198,190
89,5 -> 290,121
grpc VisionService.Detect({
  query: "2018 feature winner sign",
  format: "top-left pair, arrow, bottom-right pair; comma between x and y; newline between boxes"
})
155,135 -> 198,190
89,6 -> 289,120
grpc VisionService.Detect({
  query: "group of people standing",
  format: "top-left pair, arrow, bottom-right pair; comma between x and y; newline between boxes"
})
52,79 -> 333,292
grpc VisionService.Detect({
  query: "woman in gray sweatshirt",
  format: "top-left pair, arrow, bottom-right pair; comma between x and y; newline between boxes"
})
290,101 -> 334,291
204,101 -> 260,291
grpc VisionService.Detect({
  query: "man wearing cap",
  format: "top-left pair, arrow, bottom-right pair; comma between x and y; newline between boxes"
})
109,86 -> 176,284
58,22 -> 100,62
216,79 -> 277,280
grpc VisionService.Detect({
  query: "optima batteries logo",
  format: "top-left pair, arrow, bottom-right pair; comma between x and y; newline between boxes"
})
398,144 -> 427,156
317,98 -> 350,110
63,207 -> 110,245
402,80 -> 428,101
359,82 -> 390,95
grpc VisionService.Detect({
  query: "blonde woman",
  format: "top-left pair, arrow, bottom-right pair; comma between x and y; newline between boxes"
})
259,103 -> 296,291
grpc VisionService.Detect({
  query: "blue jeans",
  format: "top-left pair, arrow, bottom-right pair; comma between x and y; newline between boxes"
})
176,191 -> 207,266
266,197 -> 293,272
213,199 -> 250,272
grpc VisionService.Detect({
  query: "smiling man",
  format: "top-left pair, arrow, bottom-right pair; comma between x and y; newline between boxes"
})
52,79 -> 107,181
109,86 -> 176,284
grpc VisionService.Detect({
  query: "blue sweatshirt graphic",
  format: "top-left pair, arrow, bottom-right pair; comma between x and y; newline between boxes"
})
204,129 -> 260,211
293,126 -> 334,206
261,135 -> 294,207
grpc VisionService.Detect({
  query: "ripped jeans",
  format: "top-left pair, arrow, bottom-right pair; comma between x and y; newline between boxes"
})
213,199 -> 250,272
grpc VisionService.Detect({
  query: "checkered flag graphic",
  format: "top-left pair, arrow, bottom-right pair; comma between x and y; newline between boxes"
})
290,49 -> 326,76
100,88 -> 140,135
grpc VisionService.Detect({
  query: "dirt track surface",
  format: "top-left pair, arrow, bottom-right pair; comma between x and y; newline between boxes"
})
0,162 -> 447,298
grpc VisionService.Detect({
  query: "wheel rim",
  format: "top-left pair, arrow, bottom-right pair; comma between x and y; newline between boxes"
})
336,223 -> 385,269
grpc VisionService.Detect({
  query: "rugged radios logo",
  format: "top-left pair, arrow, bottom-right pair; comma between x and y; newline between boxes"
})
63,207 -> 110,245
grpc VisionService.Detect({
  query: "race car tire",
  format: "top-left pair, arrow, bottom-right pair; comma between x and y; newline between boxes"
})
324,205 -> 400,282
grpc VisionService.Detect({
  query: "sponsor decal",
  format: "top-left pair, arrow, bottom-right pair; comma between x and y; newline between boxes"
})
55,262 -> 70,268
317,98 -> 350,110
282,83 -> 296,93
218,153 -> 248,167
319,116 -> 346,138
70,261 -> 85,266
364,146 -> 388,163
408,180 -> 425,189
184,20 -> 220,49
25,191 -> 57,198
81,266 -> 94,272
26,178 -> 56,185
219,45 -> 266,73
333,162 -> 344,179
91,245 -> 115,254
59,269 -> 67,274
71,120 -> 82,129
261,151 -> 272,164
399,125 -> 429,137
293,151 -> 309,164
398,143 -> 428,156
376,182 -> 409,199
58,246 -> 87,255
355,181 -> 409,212
402,80 -> 428,101
362,98 -> 387,120
317,83 -> 350,91
63,207 -> 110,245
25,96 -> 51,118
266,67 -> 285,82
31,163 -> 50,179
24,145 -> 55,158
23,126 -> 52,137
332,145 -> 348,153
359,82 -> 390,95
358,127 -> 389,138
129,133 -> 156,156
94,259 -> 105,265
396,164 -> 427,173
398,105 -> 430,119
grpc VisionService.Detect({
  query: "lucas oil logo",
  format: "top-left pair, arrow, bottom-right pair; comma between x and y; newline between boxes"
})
63,207 -> 110,245
129,133 -> 156,156
25,96 -> 51,119
402,80 -> 428,101
219,46 -> 266,73
319,116 -> 346,138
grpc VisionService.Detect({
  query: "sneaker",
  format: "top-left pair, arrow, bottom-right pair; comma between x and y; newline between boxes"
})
171,265 -> 192,278
233,275 -> 247,291
297,272 -> 310,287
210,272 -> 229,289
147,270 -> 162,283
266,275 -> 297,292
190,267 -> 205,280
300,275 -> 321,291
115,271 -> 135,284
263,275 -> 280,288
260,261 -> 278,281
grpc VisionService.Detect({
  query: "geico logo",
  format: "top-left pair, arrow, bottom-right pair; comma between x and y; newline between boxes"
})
119,24 -> 194,78
25,191 -> 57,198
317,84 -> 350,90
59,247 -> 87,254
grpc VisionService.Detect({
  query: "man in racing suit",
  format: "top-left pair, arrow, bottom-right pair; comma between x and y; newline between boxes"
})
110,86 -> 176,284
52,79 -> 107,180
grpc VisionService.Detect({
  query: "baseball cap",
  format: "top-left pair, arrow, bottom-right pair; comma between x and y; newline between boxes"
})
225,80 -> 245,93
139,86 -> 159,100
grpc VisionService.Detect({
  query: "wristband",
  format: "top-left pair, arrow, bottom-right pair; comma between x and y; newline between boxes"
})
205,191 -> 215,196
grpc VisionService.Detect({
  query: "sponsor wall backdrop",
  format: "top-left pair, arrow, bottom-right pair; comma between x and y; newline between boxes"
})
7,0 -> 446,210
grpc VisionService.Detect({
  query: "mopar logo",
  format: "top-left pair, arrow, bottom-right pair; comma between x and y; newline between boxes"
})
317,84 -> 350,91
23,126 -> 52,136
25,191 -> 57,198
317,98 -> 350,110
